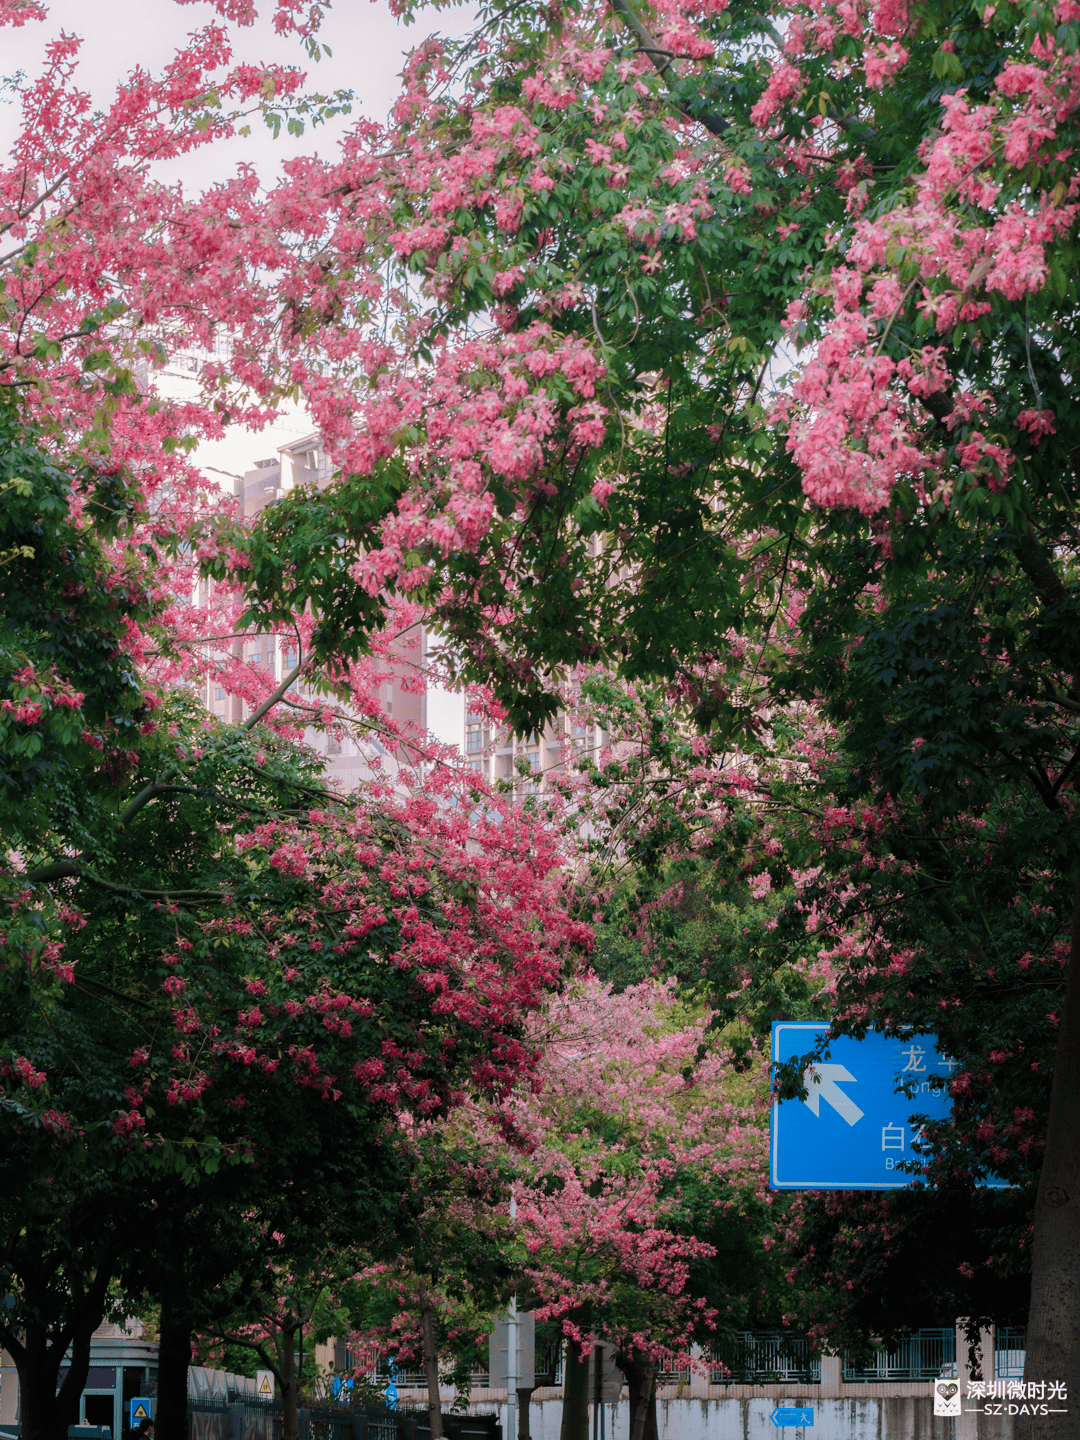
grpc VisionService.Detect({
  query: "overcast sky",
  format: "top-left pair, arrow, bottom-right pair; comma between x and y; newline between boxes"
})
0,0 -> 472,185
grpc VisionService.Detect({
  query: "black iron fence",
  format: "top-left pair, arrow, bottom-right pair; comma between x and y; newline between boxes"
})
186,1396 -> 388,1440
185,1397 -> 497,1440
709,1329 -> 957,1385
395,1410 -> 501,1440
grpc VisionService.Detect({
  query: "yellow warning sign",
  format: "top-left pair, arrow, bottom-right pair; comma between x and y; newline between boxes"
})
132,1405 -> 150,1421
256,1371 -> 274,1397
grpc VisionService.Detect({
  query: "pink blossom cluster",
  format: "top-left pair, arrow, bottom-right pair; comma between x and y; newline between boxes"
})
763,7 -> 1080,515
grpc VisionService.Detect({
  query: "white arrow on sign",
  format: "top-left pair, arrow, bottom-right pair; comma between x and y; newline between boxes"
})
802,1065 -> 864,1126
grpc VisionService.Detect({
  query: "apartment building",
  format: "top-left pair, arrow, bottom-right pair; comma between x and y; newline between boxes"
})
463,705 -> 605,792
199,428 -> 610,793
199,433 -> 425,794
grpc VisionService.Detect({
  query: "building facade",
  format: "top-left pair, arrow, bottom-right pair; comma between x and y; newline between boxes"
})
200,434 -> 425,795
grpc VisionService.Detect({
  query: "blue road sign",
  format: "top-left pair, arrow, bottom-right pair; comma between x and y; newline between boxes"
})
384,1382 -> 398,1412
771,1024 -> 958,1190
129,1400 -> 153,1428
770,1408 -> 813,1427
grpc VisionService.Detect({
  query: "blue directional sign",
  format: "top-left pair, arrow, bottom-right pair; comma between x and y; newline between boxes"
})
771,1024 -> 956,1190
384,1382 -> 398,1412
770,1408 -> 813,1428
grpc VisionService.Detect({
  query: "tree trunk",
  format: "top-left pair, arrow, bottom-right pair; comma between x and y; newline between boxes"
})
55,1322 -> 93,1440
515,1389 -> 535,1440
156,1288 -> 193,1440
419,1293 -> 443,1440
280,1325 -> 301,1440
558,1344 -> 589,1440
1019,879 -> 1080,1440
13,1296 -> 99,1440
14,1349 -> 57,1440
616,1354 -> 657,1440
14,1318 -> 89,1440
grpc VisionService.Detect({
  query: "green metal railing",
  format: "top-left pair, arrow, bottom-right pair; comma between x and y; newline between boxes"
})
995,1329 -> 1026,1380
842,1329 -> 955,1382
710,1335 -> 820,1385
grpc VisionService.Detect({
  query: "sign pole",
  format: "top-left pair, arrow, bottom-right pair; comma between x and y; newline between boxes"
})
507,1197 -> 518,1440
592,1345 -> 600,1440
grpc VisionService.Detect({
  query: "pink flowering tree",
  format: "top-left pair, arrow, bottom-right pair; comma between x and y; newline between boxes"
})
339,975 -> 775,1440
196,1243 -> 365,1440
5,0 -> 1080,1422
489,977 -> 769,1440
340,1140 -> 520,1440
0,407 -> 589,1440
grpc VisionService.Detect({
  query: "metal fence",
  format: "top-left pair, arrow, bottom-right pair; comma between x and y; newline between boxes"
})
186,1397 -> 395,1440
655,1359 -> 691,1388
710,1335 -> 821,1386
995,1329 -> 1026,1380
842,1329 -> 955,1382
395,1411 -> 501,1440
187,1395 -> 244,1440
351,1412 -> 400,1440
371,1373 -> 491,1393
535,1339 -> 563,1388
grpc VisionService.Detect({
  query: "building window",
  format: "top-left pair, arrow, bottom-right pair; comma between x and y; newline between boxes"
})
249,652 -> 261,665
327,737 -> 342,756
215,688 -> 225,701
467,758 -> 484,774
466,730 -> 484,752
526,750 -> 540,770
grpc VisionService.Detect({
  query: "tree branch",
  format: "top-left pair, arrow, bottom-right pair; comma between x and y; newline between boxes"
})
118,658 -> 308,828
21,859 -> 225,902
608,0 -> 731,137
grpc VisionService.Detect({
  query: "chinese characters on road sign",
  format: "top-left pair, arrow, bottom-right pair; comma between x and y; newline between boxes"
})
771,1025 -> 960,1190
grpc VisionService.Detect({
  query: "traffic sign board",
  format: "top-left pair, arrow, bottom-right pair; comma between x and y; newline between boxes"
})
771,1024 -> 956,1190
770,1408 -> 813,1427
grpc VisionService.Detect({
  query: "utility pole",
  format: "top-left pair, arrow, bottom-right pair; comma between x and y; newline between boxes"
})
506,1198 -> 518,1440
593,1343 -> 601,1440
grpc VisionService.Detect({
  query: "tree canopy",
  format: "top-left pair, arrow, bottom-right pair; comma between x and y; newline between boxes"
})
4,0 -> 1080,1430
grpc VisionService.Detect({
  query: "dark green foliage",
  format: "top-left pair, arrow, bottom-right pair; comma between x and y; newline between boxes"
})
0,401 -> 155,859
